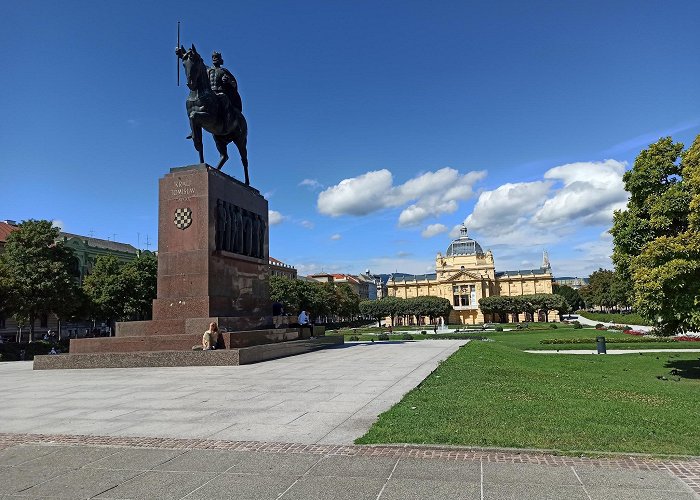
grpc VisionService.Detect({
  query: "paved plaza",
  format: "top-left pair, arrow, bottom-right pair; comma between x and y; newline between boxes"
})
0,340 -> 698,498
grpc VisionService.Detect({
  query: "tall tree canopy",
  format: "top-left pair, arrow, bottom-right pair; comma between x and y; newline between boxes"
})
0,220 -> 79,339
82,253 -> 157,323
611,135 -> 700,334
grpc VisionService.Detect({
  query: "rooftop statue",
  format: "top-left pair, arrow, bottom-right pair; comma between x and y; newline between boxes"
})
175,44 -> 249,185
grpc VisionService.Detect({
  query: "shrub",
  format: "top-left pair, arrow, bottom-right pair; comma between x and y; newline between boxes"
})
377,333 -> 390,341
494,326 -> 503,332
595,323 -> 605,329
402,333 -> 414,340
421,330 -> 427,335
549,323 -> 558,329
573,321 -> 583,329
348,335 -> 360,341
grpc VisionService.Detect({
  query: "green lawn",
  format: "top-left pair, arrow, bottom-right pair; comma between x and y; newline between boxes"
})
577,311 -> 651,326
338,326 -> 700,350
485,327 -> 700,350
356,331 -> 700,456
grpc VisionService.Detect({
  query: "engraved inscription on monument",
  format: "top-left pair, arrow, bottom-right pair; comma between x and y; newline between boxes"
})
171,179 -> 196,199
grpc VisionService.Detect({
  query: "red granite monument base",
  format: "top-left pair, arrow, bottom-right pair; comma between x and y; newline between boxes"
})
34,164 -> 342,369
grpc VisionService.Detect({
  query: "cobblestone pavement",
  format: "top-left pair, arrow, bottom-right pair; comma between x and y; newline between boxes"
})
0,433 -> 697,499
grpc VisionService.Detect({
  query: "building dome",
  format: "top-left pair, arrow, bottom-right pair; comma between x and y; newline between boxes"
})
446,225 -> 483,256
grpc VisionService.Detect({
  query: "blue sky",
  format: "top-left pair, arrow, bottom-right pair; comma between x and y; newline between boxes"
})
2,1 -> 699,278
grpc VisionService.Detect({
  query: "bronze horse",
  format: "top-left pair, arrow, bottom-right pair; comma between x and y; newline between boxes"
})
178,44 -> 249,184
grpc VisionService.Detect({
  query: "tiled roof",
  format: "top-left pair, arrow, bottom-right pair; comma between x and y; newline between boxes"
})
60,232 -> 138,254
0,222 -> 18,243
496,268 -> 552,277
391,273 -> 437,282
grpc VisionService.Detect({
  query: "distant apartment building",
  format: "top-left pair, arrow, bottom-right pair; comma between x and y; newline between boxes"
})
269,257 -> 297,279
554,276 -> 589,289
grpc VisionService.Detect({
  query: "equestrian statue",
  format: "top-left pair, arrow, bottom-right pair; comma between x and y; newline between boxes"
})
175,44 -> 249,185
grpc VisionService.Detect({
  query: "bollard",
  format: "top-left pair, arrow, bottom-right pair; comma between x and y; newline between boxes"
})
596,336 -> 607,354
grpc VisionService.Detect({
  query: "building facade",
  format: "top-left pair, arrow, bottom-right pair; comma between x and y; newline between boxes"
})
387,226 -> 556,324
554,276 -> 589,289
269,257 -> 298,279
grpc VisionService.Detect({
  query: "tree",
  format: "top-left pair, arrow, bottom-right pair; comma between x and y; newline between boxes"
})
119,253 -> 157,321
269,275 -> 302,312
479,296 -> 509,322
553,284 -> 584,312
335,283 -> 360,320
359,300 -> 383,324
82,253 -> 158,324
377,296 -> 404,326
0,220 -> 80,341
611,134 -> 700,334
83,255 -> 124,323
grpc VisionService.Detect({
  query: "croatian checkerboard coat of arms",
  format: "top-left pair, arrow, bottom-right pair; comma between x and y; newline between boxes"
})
174,207 -> 193,230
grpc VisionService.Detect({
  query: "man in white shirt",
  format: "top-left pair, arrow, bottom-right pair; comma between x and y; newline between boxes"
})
298,310 -> 313,339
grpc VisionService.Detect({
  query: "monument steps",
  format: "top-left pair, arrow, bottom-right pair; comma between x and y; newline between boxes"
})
35,336 -> 344,369
70,328 -> 306,354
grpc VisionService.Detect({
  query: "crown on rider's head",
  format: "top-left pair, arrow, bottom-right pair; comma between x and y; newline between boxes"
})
212,51 -> 222,60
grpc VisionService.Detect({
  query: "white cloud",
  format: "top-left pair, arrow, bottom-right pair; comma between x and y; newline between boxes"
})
299,178 -> 323,190
421,223 -> 448,238
465,181 -> 551,235
268,210 -> 284,226
533,160 -> 628,226
300,220 -> 315,229
52,219 -> 64,230
317,167 -> 486,227
464,160 -> 628,247
330,233 -> 341,240
317,170 -> 394,216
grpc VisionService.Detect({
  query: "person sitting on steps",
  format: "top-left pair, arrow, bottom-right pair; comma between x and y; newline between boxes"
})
203,322 -> 219,350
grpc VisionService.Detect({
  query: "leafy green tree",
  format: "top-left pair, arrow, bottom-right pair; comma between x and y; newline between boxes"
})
611,134 -> 700,334
83,253 -> 157,324
378,296 -> 405,326
583,269 -> 627,311
0,220 -> 80,341
479,296 -> 509,322
119,253 -> 157,320
359,300 -> 383,324
269,275 -> 302,312
83,255 -> 124,323
553,284 -> 584,312
335,283 -> 360,319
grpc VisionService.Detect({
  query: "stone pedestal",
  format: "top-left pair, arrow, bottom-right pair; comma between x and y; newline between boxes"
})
70,164 -> 275,352
36,164 -> 345,370
149,164 -> 272,332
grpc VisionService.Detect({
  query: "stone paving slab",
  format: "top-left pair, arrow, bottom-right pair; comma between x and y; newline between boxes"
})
0,341 -> 467,446
0,439 -> 697,499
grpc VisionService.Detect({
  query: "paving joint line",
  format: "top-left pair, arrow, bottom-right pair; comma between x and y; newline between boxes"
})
571,465 -> 592,500
375,456 -> 401,500
2,432 -> 699,494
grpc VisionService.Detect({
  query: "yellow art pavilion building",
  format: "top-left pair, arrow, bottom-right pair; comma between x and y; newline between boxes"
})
387,226 -> 555,324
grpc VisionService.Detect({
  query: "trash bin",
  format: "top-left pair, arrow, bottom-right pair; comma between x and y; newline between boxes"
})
596,336 -> 607,354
